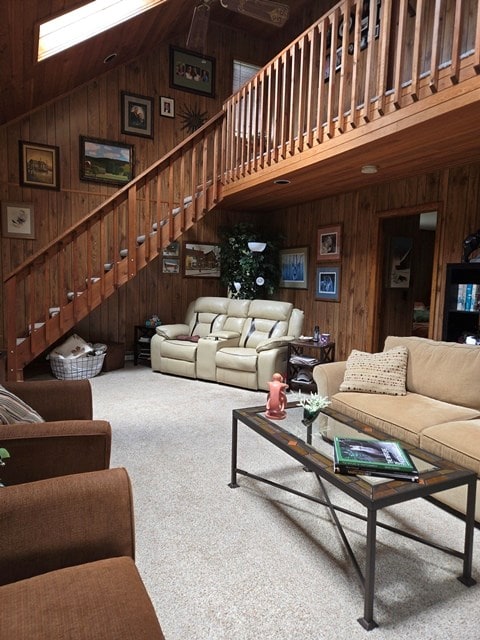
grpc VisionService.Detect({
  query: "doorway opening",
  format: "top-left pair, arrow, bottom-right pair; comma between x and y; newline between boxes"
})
375,208 -> 438,352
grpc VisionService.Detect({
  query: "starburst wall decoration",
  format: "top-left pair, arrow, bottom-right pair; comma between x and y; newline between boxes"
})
178,103 -> 208,134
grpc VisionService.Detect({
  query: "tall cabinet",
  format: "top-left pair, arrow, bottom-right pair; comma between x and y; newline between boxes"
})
442,263 -> 480,342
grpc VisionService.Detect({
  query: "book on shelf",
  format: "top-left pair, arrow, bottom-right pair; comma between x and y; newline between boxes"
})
333,437 -> 419,482
456,283 -> 479,311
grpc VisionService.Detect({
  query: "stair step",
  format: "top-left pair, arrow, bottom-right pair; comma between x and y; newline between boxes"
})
120,249 -> 128,258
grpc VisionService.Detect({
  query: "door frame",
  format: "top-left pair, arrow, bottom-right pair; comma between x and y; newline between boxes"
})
370,201 -> 444,352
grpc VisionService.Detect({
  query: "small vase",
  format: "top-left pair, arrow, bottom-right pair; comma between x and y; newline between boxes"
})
302,407 -> 320,426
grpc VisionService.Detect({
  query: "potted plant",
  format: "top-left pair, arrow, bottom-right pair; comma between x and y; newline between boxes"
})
295,391 -> 330,426
0,447 -> 10,487
219,222 -> 281,299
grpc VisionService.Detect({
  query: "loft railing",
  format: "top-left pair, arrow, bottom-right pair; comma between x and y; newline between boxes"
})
4,113 -> 224,380
5,0 -> 479,379
223,0 -> 479,179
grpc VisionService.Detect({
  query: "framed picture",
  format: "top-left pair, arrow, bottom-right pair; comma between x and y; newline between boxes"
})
183,242 -> 220,278
1,202 -> 35,239
19,141 -> 60,190
163,258 -> 180,274
169,46 -> 215,98
160,96 -> 175,118
317,224 -> 342,262
121,91 -> 154,138
79,136 -> 134,186
163,241 -> 179,257
279,247 -> 308,289
315,265 -> 341,302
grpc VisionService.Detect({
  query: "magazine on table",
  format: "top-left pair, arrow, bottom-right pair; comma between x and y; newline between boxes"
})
333,437 -> 419,482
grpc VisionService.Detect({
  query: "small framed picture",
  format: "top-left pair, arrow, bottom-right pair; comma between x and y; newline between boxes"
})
315,265 -> 341,302
183,242 -> 221,278
79,136 -> 134,186
170,45 -> 215,98
279,247 -> 308,289
163,241 -> 179,257
1,202 -> 35,239
162,258 -> 180,274
19,141 -> 60,190
317,224 -> 342,262
121,91 -> 154,138
160,96 -> 175,118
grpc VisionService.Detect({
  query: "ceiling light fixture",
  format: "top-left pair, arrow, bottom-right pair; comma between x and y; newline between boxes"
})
37,0 -> 168,62
361,164 -> 378,174
103,53 -> 118,64
273,178 -> 291,185
248,242 -> 267,252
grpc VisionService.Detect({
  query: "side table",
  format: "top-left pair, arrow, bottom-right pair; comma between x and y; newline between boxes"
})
134,325 -> 156,366
286,339 -> 335,393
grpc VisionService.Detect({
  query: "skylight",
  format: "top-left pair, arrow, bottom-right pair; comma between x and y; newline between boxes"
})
37,0 -> 167,62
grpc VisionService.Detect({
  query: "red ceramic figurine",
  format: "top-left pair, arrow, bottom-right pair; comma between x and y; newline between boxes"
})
266,372 -> 288,420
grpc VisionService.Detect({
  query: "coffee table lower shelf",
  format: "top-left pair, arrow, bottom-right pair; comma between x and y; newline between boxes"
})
229,405 -> 477,630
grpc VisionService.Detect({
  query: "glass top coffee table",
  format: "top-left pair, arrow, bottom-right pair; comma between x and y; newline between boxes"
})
229,403 -> 477,630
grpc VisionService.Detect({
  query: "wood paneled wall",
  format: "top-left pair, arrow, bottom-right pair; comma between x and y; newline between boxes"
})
1,11 -> 480,361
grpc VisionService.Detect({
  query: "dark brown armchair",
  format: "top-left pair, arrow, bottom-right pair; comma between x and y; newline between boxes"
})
0,468 -> 165,639
0,379 -> 111,485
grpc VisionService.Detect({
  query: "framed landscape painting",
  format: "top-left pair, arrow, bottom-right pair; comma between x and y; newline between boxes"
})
279,247 -> 308,289
79,136 -> 134,186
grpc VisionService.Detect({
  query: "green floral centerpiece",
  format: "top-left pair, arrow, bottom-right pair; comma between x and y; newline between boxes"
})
295,392 -> 330,426
0,447 -> 10,487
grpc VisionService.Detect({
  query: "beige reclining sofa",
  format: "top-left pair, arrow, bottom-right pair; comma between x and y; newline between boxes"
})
151,296 -> 304,390
313,335 -> 480,521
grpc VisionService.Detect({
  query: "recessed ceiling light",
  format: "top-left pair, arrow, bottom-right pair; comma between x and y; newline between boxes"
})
361,164 -> 378,174
103,53 -> 118,63
273,179 -> 291,185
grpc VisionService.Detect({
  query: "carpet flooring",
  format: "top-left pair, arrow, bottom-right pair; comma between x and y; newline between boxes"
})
88,363 -> 479,640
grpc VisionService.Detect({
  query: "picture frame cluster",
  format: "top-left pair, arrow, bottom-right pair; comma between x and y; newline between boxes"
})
315,224 -> 342,302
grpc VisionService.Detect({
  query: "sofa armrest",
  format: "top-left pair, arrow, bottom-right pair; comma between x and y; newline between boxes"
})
313,361 -> 347,398
155,323 -> 189,339
256,336 -> 295,353
0,420 -> 111,485
3,380 -> 93,421
0,468 -> 134,587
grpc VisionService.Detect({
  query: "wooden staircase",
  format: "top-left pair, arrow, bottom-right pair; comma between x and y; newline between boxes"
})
5,112 -> 224,380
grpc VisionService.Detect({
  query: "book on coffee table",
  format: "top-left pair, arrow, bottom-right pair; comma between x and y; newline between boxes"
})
333,437 -> 419,482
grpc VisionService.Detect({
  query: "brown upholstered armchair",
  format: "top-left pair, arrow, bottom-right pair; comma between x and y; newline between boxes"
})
0,468 -> 165,639
0,379 -> 111,485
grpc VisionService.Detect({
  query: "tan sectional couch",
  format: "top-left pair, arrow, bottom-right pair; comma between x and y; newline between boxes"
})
151,296 -> 304,390
313,335 -> 480,521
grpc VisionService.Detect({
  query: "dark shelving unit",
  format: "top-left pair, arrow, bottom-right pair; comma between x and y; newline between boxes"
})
442,263 -> 480,342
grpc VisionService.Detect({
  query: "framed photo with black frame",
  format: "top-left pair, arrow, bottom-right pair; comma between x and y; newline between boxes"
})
169,46 -> 215,98
19,141 -> 60,190
121,91 -> 154,138
79,136 -> 134,187
315,265 -> 341,302
317,224 -> 342,262
183,242 -> 220,278
279,247 -> 308,289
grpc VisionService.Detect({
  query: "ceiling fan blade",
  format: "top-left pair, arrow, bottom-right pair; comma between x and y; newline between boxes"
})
220,0 -> 289,27
186,2 -> 211,52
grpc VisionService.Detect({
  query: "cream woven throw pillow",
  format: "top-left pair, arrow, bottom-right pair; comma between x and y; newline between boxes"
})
339,346 -> 408,396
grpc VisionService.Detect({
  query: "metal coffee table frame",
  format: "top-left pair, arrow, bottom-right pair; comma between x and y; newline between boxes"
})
229,403 -> 477,630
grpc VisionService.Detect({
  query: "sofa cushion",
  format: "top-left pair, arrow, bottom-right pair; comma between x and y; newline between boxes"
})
160,339 -> 199,362
0,385 -> 44,424
0,557 -> 165,640
331,392 -> 480,445
384,336 -> 480,411
339,346 -> 408,396
216,347 -> 258,372
420,419 -> 480,474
